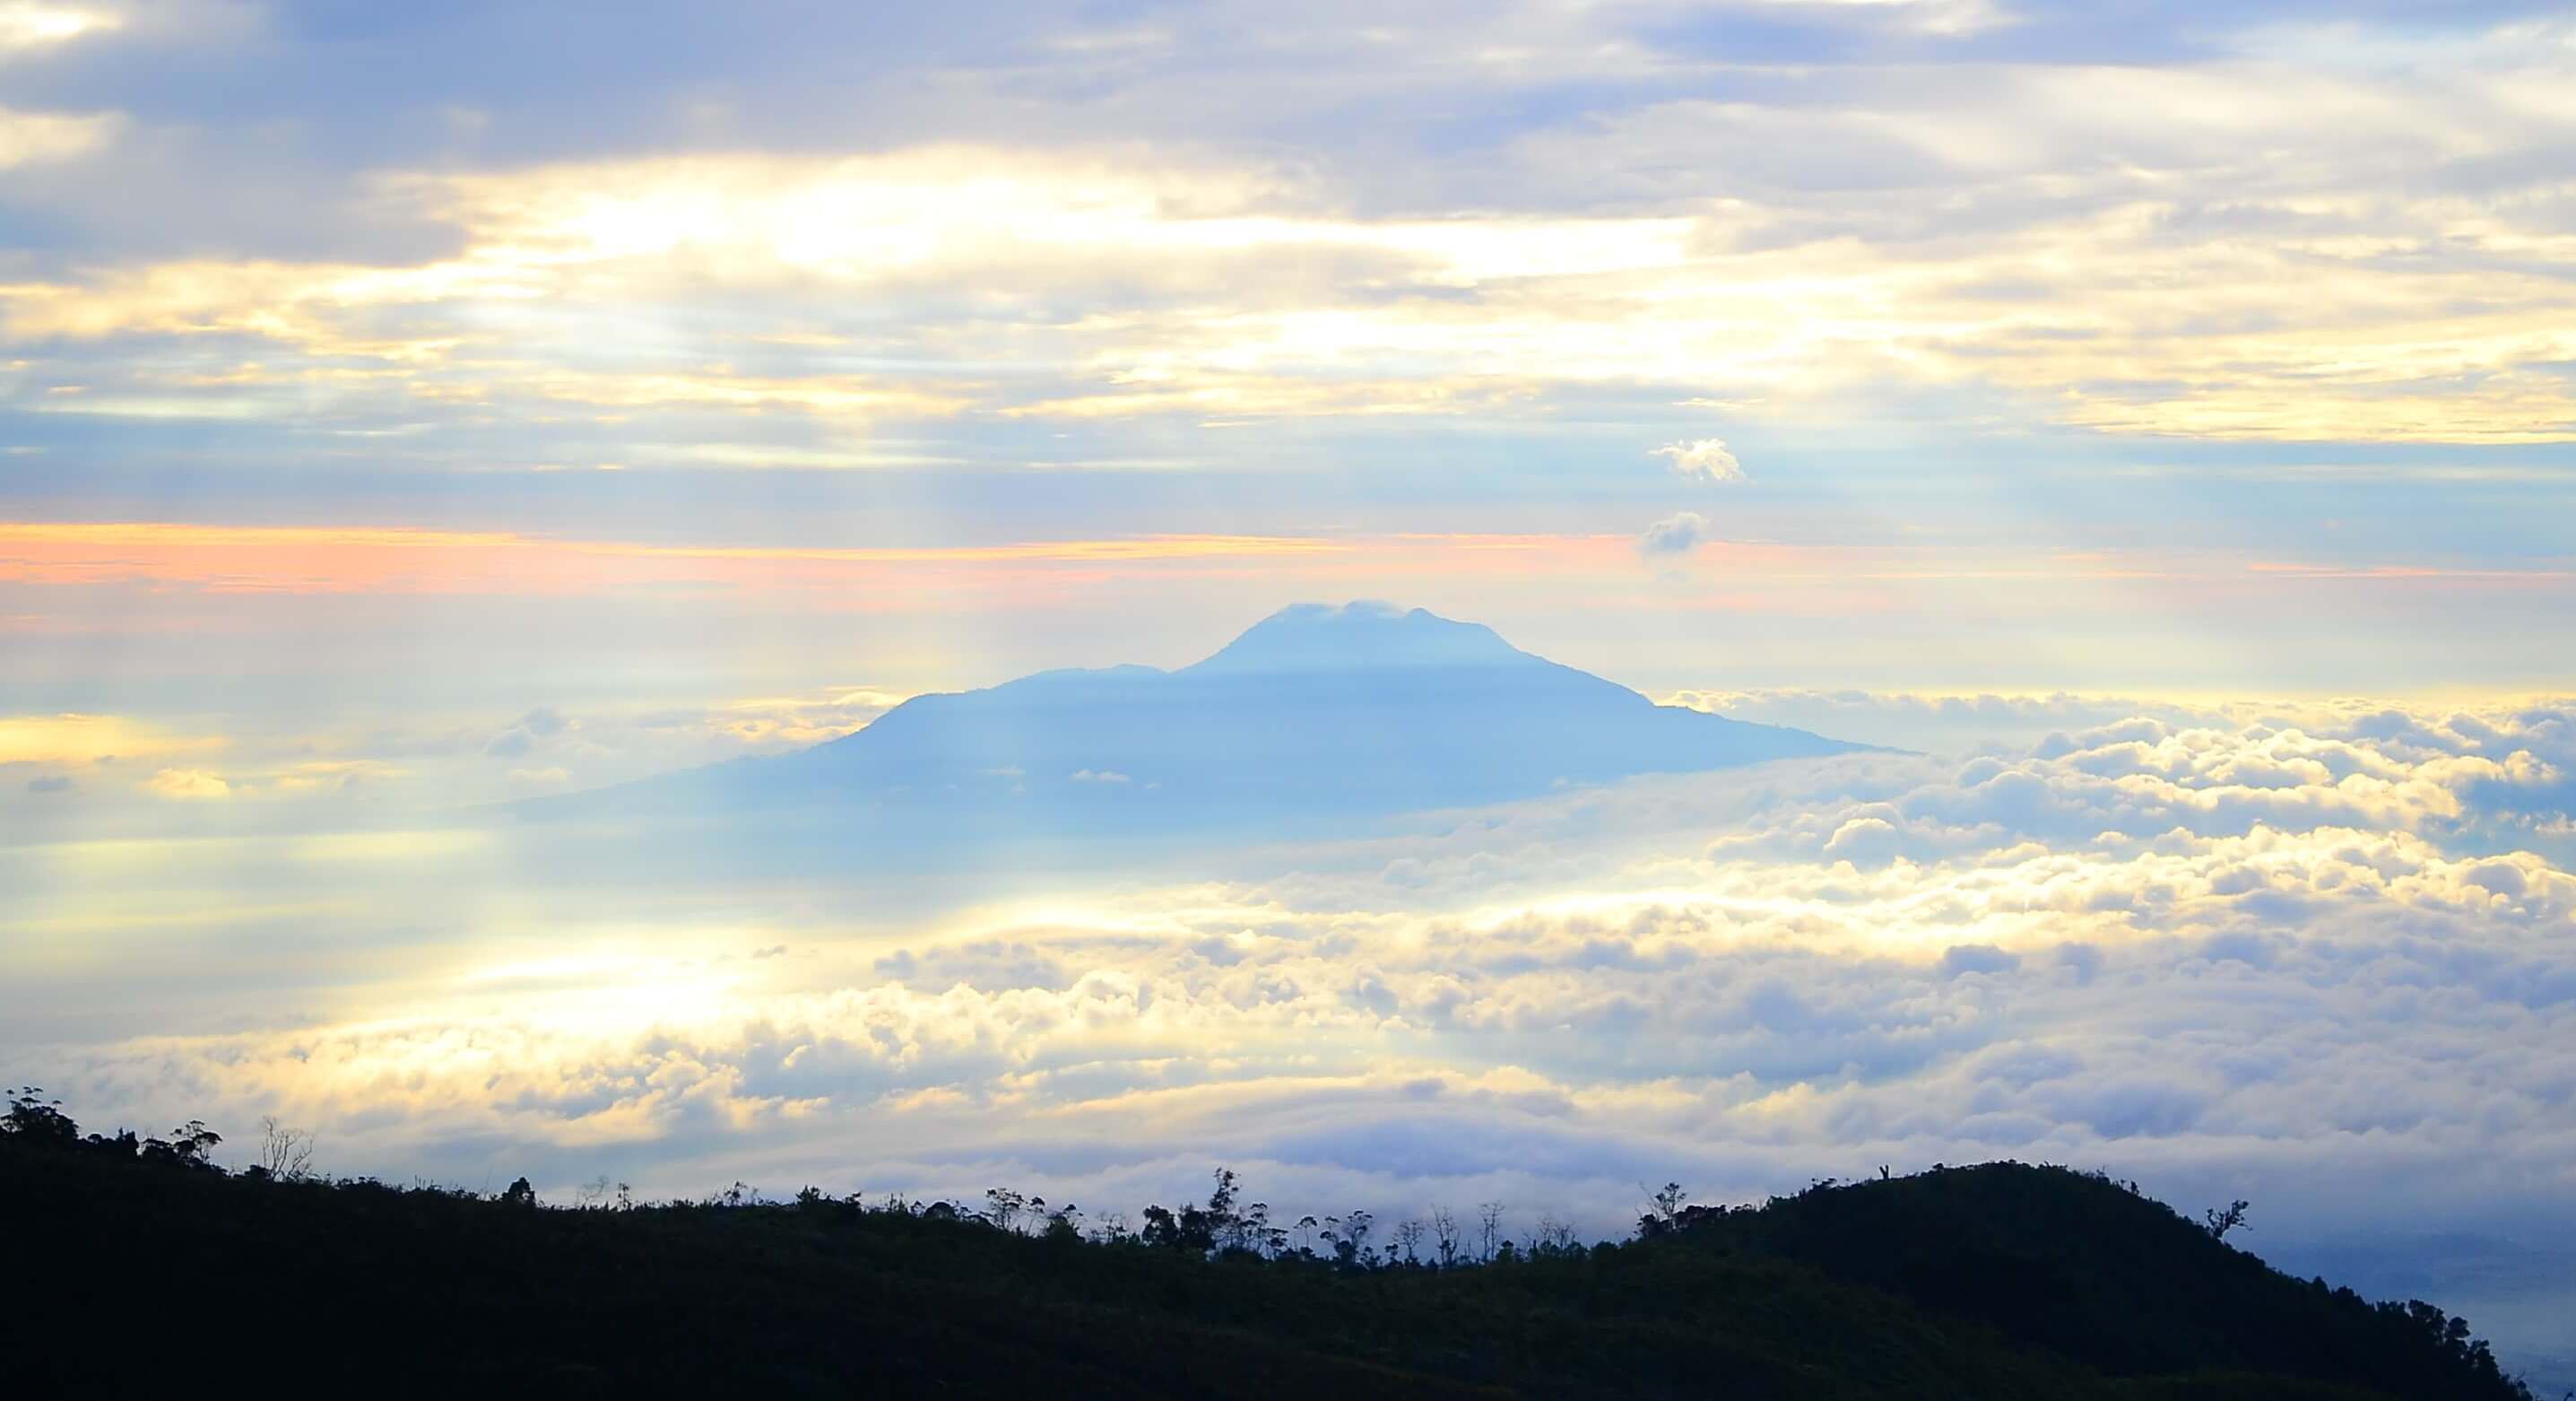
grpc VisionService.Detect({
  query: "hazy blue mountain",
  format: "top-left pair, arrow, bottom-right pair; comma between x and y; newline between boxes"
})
542,603 -> 1864,834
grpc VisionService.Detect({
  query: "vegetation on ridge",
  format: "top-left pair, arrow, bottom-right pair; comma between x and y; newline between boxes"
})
2,1090 -> 2535,1400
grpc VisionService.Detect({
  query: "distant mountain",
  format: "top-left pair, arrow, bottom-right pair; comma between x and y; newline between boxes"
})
541,602 -> 1865,830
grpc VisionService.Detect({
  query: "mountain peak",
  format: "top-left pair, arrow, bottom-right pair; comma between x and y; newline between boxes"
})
1184,601 -> 1535,676
558,602 -> 1868,830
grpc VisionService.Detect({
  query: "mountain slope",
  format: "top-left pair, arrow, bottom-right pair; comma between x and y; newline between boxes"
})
553,602 -> 1865,830
0,1127 -> 2533,1400
1670,1165 -> 2528,1398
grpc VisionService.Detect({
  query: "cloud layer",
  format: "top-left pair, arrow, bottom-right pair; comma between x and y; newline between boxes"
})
6,693 -> 2571,1382
12,5 -> 2576,451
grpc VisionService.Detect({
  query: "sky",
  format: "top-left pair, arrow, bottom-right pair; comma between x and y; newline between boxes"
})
4,0 -> 2575,1387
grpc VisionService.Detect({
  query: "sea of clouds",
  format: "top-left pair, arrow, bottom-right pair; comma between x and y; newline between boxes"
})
7,694 -> 2572,1386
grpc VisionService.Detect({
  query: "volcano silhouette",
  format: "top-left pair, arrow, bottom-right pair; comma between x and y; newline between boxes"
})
543,603 -> 1864,831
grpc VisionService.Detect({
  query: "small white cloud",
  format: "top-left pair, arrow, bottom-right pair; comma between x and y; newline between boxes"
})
0,4 -> 121,54
1070,768 -> 1132,783
1651,439 -> 1745,485
144,767 -> 230,799
1636,511 -> 1711,557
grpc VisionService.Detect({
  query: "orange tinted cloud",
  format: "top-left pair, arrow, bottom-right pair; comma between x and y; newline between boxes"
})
0,521 -> 1353,595
9,522 -> 2564,609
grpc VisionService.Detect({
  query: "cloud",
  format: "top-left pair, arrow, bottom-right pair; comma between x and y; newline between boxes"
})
0,712 -> 216,765
1070,768 -> 1132,783
22,57 -> 2576,445
486,708 -> 572,758
272,760 -> 408,792
679,690 -> 909,749
0,3 -> 118,55
28,699 -> 2573,1191
482,729 -> 534,759
1636,511 -> 1711,557
0,521 -> 1355,595
0,106 -> 117,167
13,698 -> 2574,1390
143,766 -> 230,798
1651,439 -> 1745,486
24,773 -> 70,793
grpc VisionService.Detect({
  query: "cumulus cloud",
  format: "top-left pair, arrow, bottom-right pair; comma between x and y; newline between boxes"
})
1651,439 -> 1745,485
1636,511 -> 1711,557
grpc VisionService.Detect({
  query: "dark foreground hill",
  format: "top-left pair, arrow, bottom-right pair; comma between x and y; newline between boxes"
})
1,1105 -> 2533,1400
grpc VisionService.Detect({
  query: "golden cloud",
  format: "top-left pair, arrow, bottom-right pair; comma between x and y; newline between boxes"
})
0,712 -> 221,765
143,766 -> 231,799
0,2 -> 118,53
9,130 -> 2576,441
0,105 -> 116,167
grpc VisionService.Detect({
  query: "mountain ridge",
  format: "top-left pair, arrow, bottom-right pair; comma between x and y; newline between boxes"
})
1,1107 -> 2536,1400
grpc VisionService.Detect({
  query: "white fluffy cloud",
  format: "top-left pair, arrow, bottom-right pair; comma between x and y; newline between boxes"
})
1651,439 -> 1745,485
0,2 -> 118,55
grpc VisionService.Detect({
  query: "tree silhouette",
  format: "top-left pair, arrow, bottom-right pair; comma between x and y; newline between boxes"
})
0,1096 -> 2542,1401
257,1117 -> 316,1180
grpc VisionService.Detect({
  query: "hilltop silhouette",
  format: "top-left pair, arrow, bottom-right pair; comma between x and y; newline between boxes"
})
532,602 -> 1865,833
4,1092 -> 2533,1399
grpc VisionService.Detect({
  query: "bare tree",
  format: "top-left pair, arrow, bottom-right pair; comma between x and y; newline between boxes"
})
1429,1205 -> 1461,1267
1528,1214 -> 1578,1255
1478,1201 -> 1506,1262
257,1116 -> 316,1180
1392,1218 -> 1427,1265
2203,1199 -> 2251,1240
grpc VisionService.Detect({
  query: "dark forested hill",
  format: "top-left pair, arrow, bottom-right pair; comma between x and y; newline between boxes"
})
0,1099 -> 2533,1400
